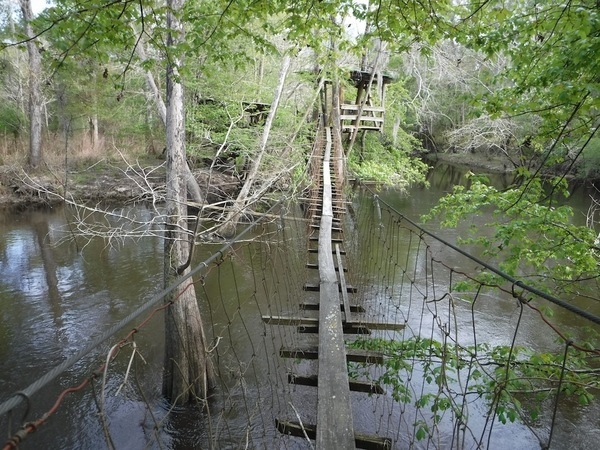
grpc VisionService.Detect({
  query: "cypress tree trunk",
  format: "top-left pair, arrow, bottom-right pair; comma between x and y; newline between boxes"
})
163,0 -> 212,404
134,29 -> 204,205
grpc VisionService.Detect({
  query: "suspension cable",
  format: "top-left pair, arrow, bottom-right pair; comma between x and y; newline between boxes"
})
0,196 -> 289,418
358,181 -> 600,326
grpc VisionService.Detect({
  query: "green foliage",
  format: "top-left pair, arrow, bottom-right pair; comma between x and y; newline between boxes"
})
0,103 -> 23,136
349,335 -> 600,435
423,173 -> 599,295
458,0 -> 599,166
577,138 -> 600,180
349,133 -> 429,190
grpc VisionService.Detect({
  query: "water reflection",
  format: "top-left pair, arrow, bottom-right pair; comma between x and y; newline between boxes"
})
0,164 -> 597,449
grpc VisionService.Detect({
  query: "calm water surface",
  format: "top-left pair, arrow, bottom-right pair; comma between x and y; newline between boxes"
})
0,163 -> 598,449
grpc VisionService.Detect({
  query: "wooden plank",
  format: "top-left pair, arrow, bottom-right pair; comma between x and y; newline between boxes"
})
299,322 -> 403,333
310,224 -> 343,232
342,125 -> 382,131
276,420 -> 393,450
340,104 -> 385,113
352,321 -> 406,331
309,216 -> 344,223
299,302 -> 364,312
340,115 -> 385,123
305,263 -> 347,271
310,204 -> 346,210
280,346 -> 385,364
308,247 -> 346,254
297,324 -> 371,335
287,374 -> 384,394
309,236 -> 343,243
303,283 -> 357,293
317,127 -> 355,449
299,197 -> 352,204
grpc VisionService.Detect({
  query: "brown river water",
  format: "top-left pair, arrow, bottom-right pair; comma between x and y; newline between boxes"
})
0,162 -> 598,449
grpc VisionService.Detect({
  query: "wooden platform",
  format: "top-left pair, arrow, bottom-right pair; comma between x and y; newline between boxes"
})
340,104 -> 385,132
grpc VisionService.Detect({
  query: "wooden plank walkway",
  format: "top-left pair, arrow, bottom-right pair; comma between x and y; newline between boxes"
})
261,123 -> 399,449
316,128 -> 355,449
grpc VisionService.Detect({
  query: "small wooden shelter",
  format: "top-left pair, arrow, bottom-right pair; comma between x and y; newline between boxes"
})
319,69 -> 395,134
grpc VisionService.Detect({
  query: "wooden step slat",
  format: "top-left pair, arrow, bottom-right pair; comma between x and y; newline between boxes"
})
280,346 -> 384,364
267,318 -> 404,332
307,248 -> 346,255
297,324 -> 371,335
299,302 -> 364,312
276,420 -> 392,450
287,374 -> 385,394
309,236 -> 344,243
303,283 -> 356,293
305,263 -> 348,272
262,316 -> 318,326
310,224 -> 343,232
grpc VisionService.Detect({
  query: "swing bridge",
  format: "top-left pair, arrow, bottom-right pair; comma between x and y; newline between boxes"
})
1,77 -> 600,449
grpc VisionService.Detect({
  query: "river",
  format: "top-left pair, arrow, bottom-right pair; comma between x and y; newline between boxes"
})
0,163 -> 598,449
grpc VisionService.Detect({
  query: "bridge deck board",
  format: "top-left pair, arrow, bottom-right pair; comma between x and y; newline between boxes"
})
288,373 -> 385,394
276,420 -> 392,450
317,127 -> 355,449
280,346 -> 385,364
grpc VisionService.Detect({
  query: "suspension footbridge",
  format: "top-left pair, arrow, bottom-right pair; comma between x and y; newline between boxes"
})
1,82 -> 599,449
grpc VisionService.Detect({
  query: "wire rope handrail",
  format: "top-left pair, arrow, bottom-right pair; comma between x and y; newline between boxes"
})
358,181 -> 600,327
0,197 -> 288,419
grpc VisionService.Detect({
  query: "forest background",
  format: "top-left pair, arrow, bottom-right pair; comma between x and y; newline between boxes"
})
0,0 -> 597,308
1,0 -> 598,291
0,0 -> 599,439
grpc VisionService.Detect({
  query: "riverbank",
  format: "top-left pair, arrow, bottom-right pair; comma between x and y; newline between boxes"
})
422,151 -> 513,173
0,151 -> 587,209
0,161 -> 239,209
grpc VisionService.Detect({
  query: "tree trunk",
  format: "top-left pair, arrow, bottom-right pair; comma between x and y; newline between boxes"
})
163,0 -> 212,404
217,54 -> 291,238
136,39 -> 204,205
89,114 -> 99,151
392,116 -> 400,146
19,0 -> 43,168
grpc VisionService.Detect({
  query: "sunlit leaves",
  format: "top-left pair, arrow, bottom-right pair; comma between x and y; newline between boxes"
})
424,174 -> 599,295
459,0 -> 599,143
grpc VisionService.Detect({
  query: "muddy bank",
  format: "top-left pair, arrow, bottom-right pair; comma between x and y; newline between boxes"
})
0,163 -> 239,209
422,151 -> 514,173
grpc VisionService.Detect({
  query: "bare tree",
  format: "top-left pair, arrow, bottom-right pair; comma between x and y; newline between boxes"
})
217,53 -> 292,238
19,0 -> 43,168
445,114 -> 522,165
162,0 -> 213,404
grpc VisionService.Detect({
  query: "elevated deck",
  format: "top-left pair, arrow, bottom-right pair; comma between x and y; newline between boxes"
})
340,104 -> 385,132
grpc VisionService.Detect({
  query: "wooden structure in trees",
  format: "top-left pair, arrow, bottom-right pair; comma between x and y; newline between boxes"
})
341,70 -> 394,134
340,104 -> 385,132
319,69 -> 394,134
242,101 -> 271,125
